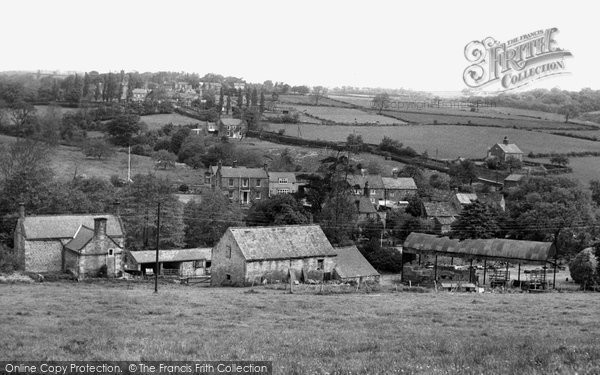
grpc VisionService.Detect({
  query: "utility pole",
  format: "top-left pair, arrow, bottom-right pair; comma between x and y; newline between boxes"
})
154,202 -> 161,293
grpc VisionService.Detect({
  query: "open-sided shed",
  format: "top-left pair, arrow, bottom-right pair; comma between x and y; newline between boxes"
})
403,233 -> 557,288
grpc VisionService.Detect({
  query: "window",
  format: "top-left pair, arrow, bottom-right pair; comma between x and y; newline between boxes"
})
354,189 -> 361,195
242,178 -> 249,187
226,245 -> 232,258
228,178 -> 234,187
256,192 -> 262,200
277,188 -> 290,194
317,259 -> 324,270
256,179 -> 261,187
278,178 -> 288,184
371,189 -> 377,195
194,260 -> 204,268
226,274 -> 231,280
108,248 -> 114,256
205,176 -> 211,185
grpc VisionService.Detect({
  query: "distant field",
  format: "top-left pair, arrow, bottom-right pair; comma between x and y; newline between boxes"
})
290,105 -> 405,125
1,282 -> 599,374
531,156 -> 600,187
278,94 -> 352,107
267,124 -> 600,159
34,105 -> 79,115
140,113 -> 202,131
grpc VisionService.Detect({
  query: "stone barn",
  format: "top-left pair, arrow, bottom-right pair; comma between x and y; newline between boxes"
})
14,206 -> 125,279
332,245 -> 380,284
211,225 -> 337,286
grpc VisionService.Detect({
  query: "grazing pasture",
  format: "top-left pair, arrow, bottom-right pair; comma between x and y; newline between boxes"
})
532,156 -> 600,187
290,105 -> 405,125
278,94 -> 352,107
1,282 -> 599,374
140,113 -> 203,131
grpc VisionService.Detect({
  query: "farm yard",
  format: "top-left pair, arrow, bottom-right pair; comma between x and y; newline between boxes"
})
288,105 -> 405,125
1,282 -> 599,374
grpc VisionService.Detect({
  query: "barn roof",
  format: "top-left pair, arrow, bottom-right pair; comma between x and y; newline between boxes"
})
21,215 -> 124,240
403,232 -> 555,262
495,143 -> 523,154
228,225 -> 336,261
129,248 -> 212,264
382,177 -> 417,190
333,246 -> 379,279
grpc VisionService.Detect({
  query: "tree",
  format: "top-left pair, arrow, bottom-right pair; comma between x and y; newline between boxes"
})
169,127 -> 192,154
269,148 -> 299,172
226,95 -> 232,114
8,101 -> 37,136
372,93 -> 391,114
311,86 -> 327,105
106,114 -> 142,146
237,88 -> 243,109
218,87 -> 224,113
183,190 -> 243,247
178,134 -> 205,167
246,194 -> 311,226
590,180 -> 600,206
569,248 -> 598,289
37,104 -> 62,146
83,139 -> 113,159
405,194 -> 424,217
153,150 -> 177,169
259,91 -> 265,113
346,133 -> 364,154
291,85 -> 310,95
119,174 -> 185,250
550,154 -> 569,166
449,159 -> 477,185
251,87 -> 258,108
449,201 -> 501,240
558,104 -> 580,123
319,192 -> 358,246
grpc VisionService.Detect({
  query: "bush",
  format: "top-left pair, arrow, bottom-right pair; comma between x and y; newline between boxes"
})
110,174 -> 126,187
569,248 -> 598,289
0,250 -> 22,273
131,144 -> 152,156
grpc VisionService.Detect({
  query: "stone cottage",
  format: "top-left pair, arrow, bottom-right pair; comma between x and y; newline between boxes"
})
14,206 -> 125,279
211,225 -> 337,286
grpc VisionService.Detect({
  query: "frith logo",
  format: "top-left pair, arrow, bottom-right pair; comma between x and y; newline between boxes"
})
463,28 -> 573,91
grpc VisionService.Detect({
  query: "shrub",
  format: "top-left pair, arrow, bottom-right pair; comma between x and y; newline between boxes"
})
97,264 -> 107,278
0,250 -> 22,273
569,248 -> 598,289
110,174 -> 126,187
131,144 -> 152,156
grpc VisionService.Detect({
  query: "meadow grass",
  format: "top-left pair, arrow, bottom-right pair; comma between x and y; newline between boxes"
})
1,281 -> 599,374
140,113 -> 203,131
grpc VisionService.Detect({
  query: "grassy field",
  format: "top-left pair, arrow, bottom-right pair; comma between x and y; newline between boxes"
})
140,113 -> 203,131
267,124 -> 600,159
278,94 -> 353,107
532,156 -> 600,187
290,105 -> 405,125
1,282 -> 599,374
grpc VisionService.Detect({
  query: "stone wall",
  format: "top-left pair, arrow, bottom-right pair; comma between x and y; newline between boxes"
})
211,231 -> 246,286
24,240 -> 63,273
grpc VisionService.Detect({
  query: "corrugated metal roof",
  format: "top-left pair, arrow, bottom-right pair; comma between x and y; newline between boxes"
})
64,226 -> 94,252
403,233 -> 555,262
423,202 -> 457,218
382,177 -> 417,190
347,175 -> 385,189
22,215 -> 123,240
333,245 -> 379,279
219,167 -> 268,179
129,248 -> 212,264
229,225 -> 336,261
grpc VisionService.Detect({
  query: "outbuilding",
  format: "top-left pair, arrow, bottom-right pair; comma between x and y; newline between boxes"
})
124,248 -> 211,277
332,245 -> 380,284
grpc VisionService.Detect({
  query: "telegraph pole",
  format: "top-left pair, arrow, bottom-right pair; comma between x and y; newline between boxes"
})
154,202 -> 161,293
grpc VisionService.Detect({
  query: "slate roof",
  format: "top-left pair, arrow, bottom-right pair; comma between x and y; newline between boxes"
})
504,174 -> 525,182
268,172 -> 297,183
354,196 -> 377,214
333,245 -> 379,279
221,118 -> 243,126
495,143 -> 523,154
403,232 -> 555,262
382,177 -> 417,190
423,202 -> 457,218
228,225 -> 336,261
64,226 -> 94,252
347,175 -> 384,189
129,248 -> 212,264
21,215 -> 124,240
219,166 -> 268,179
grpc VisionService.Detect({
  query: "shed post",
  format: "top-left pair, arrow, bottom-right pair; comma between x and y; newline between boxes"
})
434,255 -> 438,281
505,262 -> 509,284
518,263 -> 521,283
553,257 -> 557,290
483,259 -> 487,285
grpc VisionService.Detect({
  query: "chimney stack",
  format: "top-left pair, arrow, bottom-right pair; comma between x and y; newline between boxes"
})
94,217 -> 108,239
263,162 -> 269,173
232,160 -> 237,168
363,181 -> 370,197
503,136 -> 509,145
18,203 -> 25,219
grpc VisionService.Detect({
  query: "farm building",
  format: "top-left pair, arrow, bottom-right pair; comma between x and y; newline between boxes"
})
354,196 -> 381,223
403,232 -> 557,288
13,206 -> 125,279
211,225 -> 337,286
333,245 -> 380,284
268,172 -> 299,196
347,174 -> 385,204
422,202 -> 458,234
504,173 -> 526,188
487,136 -> 523,161
382,177 -> 418,203
123,248 -> 211,277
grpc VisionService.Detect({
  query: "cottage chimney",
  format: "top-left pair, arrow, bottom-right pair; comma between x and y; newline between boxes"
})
18,203 -> 25,219
94,217 -> 108,240
363,181 -> 370,197
263,162 -> 269,173
361,168 -> 366,177
503,136 -> 509,145
232,160 -> 237,168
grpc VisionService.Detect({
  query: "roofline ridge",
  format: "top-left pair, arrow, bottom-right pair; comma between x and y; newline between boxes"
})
229,224 -> 320,230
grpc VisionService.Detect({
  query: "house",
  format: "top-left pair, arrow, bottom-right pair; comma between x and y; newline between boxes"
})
220,117 -> 246,139
211,225 -> 337,286
268,172 -> 299,196
131,88 -> 149,102
354,196 -> 380,223
347,174 -> 385,204
208,163 -> 270,206
422,201 -> 458,234
504,173 -> 526,188
451,192 -> 478,212
332,245 -> 380,284
14,206 -> 125,279
382,177 -> 418,204
487,136 -> 523,161
123,248 -> 211,277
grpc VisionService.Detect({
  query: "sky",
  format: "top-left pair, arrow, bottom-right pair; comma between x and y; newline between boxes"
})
1,0 -> 597,92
